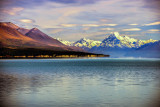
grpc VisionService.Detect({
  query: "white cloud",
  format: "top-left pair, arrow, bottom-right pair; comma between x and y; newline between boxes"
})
148,29 -> 160,32
128,24 -> 138,25
122,28 -> 141,31
81,24 -> 118,27
102,24 -> 118,26
144,21 -> 160,26
19,19 -> 34,23
82,24 -> 100,27
61,24 -> 77,27
101,28 -> 114,30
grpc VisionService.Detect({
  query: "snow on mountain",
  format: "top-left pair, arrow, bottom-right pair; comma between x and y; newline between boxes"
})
126,41 -> 160,58
56,32 -> 158,51
101,32 -> 157,48
73,38 -> 102,49
67,32 -> 159,58
55,32 -> 158,57
55,37 -> 102,50
55,38 -> 74,46
69,32 -> 157,50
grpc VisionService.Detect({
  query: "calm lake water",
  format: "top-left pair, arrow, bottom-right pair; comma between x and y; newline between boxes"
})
0,58 -> 160,107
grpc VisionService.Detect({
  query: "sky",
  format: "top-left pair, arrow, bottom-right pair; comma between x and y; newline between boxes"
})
0,0 -> 160,41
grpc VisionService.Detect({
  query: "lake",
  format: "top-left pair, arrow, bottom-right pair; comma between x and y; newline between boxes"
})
0,58 -> 160,107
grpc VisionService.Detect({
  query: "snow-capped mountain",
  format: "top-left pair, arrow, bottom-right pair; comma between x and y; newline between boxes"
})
55,38 -> 74,46
73,38 -> 102,50
89,32 -> 159,57
56,37 -> 102,50
126,41 -> 160,58
54,32 -> 159,58
57,32 -> 157,50
101,32 -> 157,48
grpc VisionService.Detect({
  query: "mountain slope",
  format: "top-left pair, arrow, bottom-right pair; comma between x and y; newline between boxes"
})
101,32 -> 157,48
25,28 -> 65,47
0,22 -> 19,29
0,22 -> 42,48
17,27 -> 30,35
101,32 -> 137,48
55,38 -> 74,46
73,38 -> 102,51
0,22 -> 85,52
25,28 -> 85,51
125,41 -> 160,58
70,32 -> 157,50
71,32 -> 159,58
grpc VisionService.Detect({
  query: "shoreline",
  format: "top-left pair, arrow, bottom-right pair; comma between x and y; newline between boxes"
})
0,55 -> 109,59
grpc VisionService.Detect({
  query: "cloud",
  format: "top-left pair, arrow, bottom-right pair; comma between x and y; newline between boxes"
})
65,31 -> 110,40
142,0 -> 160,11
122,28 -> 141,31
81,24 -> 118,27
82,27 -> 90,31
101,28 -> 114,30
99,19 -> 111,23
19,19 -> 35,23
144,21 -> 160,26
60,24 -> 77,27
82,24 -> 100,27
128,24 -> 138,25
63,10 -> 82,17
148,29 -> 160,32
59,23 -> 118,27
102,24 -> 118,26
48,28 -> 64,33
2,7 -> 24,15
0,0 -> 159,40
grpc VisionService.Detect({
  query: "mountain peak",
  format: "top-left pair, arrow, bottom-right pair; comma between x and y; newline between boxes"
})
82,37 -> 89,41
112,32 -> 120,36
76,38 -> 89,43
102,32 -> 139,48
73,38 -> 102,49
80,37 -> 87,41
29,28 -> 42,34
109,32 -> 120,38
55,38 -> 74,46
31,27 -> 39,31
103,32 -> 122,42
0,22 -> 19,29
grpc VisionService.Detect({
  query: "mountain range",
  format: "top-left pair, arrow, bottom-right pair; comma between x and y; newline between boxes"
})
55,32 -> 160,58
0,22 -> 84,52
0,22 -> 159,58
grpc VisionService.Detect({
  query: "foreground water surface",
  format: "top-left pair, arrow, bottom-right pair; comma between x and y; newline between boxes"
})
0,58 -> 160,107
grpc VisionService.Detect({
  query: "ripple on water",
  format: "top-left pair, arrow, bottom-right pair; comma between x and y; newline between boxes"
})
0,59 -> 160,107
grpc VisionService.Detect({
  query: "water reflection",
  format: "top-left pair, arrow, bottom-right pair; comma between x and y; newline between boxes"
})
0,59 -> 160,107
